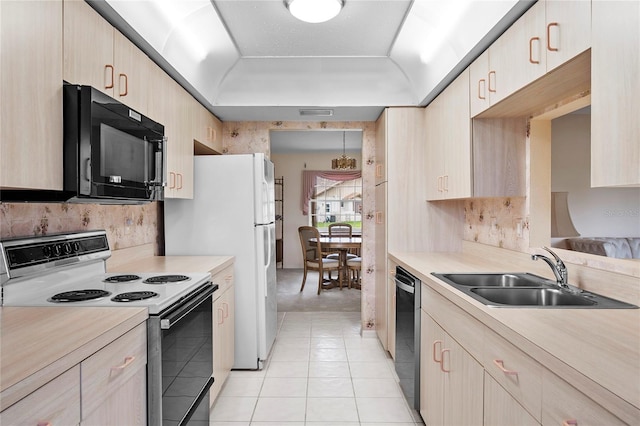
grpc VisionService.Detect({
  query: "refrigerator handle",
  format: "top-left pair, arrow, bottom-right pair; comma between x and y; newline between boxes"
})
264,225 -> 272,298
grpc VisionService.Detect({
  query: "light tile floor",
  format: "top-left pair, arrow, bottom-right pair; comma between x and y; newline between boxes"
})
210,311 -> 425,426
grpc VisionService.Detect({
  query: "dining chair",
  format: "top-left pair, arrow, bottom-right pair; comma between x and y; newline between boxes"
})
346,256 -> 362,289
326,223 -> 358,280
298,226 -> 341,294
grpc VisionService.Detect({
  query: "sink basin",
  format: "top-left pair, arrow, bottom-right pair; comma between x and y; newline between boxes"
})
431,272 -> 638,309
470,287 -> 595,307
437,273 -> 550,287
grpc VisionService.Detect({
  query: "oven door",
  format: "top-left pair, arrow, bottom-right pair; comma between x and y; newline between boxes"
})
148,284 -> 216,425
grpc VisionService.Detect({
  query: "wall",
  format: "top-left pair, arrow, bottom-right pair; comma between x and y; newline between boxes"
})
463,196 -> 529,252
0,202 -> 161,251
222,120 -> 378,331
551,113 -> 640,239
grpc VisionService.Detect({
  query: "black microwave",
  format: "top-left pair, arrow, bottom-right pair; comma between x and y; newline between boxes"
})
63,84 -> 166,203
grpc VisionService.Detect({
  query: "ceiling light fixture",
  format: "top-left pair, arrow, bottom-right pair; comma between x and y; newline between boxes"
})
286,0 -> 344,24
332,131 -> 356,170
299,108 -> 334,117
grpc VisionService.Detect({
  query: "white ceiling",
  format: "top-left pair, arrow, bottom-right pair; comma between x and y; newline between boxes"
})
95,0 -> 533,125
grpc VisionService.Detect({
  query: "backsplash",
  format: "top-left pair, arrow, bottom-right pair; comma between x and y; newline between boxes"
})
463,197 -> 529,252
0,202 -> 160,251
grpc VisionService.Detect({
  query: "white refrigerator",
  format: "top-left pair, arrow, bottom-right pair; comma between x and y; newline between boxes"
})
164,153 -> 277,370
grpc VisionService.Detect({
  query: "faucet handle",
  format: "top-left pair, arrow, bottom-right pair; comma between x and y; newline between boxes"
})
542,247 -> 564,265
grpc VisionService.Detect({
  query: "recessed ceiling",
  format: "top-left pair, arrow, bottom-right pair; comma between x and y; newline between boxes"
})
95,0 -> 532,122
270,130 -> 362,154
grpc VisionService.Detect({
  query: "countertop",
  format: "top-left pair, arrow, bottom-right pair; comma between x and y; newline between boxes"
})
0,306 -> 148,410
389,247 -> 640,424
109,254 -> 234,277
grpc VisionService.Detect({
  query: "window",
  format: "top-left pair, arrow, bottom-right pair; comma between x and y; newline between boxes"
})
310,176 -> 362,233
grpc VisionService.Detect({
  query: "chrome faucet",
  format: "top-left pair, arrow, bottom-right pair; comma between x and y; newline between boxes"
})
531,247 -> 570,289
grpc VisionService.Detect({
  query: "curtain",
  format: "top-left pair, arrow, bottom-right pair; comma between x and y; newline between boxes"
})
301,170 -> 362,215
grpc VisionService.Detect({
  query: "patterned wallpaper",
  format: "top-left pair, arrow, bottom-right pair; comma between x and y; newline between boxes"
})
463,197 -> 530,252
0,202 -> 161,252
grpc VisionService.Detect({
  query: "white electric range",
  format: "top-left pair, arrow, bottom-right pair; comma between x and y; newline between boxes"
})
0,230 -> 217,425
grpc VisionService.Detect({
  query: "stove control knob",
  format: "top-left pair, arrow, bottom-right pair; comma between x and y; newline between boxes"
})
52,244 -> 62,257
72,242 -> 81,253
63,242 -> 72,254
42,245 -> 52,258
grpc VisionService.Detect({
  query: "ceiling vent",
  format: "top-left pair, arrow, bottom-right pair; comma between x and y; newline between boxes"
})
299,109 -> 334,117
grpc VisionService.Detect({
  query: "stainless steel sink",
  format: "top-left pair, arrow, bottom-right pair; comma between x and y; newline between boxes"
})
431,272 -> 638,309
438,273 -> 549,287
471,287 -> 595,307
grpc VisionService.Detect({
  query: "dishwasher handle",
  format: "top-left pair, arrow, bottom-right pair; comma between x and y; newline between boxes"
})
395,274 -> 415,294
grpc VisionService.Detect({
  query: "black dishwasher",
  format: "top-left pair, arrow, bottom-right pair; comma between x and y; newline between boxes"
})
394,266 -> 421,410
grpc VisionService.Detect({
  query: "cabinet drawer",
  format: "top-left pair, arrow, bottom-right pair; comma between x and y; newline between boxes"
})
542,369 -> 626,426
81,323 -> 147,418
483,328 -> 542,421
0,365 -> 80,425
212,264 -> 234,296
484,372 -> 539,426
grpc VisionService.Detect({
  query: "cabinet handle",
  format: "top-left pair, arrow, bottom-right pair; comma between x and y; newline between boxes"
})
218,307 -> 224,324
225,275 -> 233,283
478,78 -> 486,100
493,359 -> 518,376
547,22 -> 559,52
37,422 -> 52,426
488,70 -> 496,93
223,302 -> 229,318
443,175 -> 449,192
119,73 -> 128,96
562,421 -> 578,426
104,64 -> 114,89
169,171 -> 176,189
208,127 -> 217,142
437,176 -> 442,192
440,348 -> 450,373
375,164 -> 383,177
177,173 -> 183,190
111,355 -> 136,371
432,340 -> 443,363
529,36 -> 540,64
375,211 -> 383,224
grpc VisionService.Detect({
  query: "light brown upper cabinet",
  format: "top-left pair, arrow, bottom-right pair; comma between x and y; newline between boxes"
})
192,100 -> 223,154
591,0 -> 640,188
425,70 -> 472,201
470,0 -> 591,117
1,0 -> 64,191
64,0 -> 150,114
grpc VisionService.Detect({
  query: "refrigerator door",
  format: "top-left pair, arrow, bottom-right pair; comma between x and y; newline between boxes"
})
254,222 -> 278,367
165,154 -> 270,369
254,153 -> 276,225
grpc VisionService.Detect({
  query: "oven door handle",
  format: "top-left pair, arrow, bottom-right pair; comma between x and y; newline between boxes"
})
179,376 -> 214,426
160,284 -> 216,329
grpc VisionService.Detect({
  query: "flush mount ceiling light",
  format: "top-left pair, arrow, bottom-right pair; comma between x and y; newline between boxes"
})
332,131 -> 356,170
285,0 -> 344,24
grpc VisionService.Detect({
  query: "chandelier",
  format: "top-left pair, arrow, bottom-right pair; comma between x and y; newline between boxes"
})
332,132 -> 356,170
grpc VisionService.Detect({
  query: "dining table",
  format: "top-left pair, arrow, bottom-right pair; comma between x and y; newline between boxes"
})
310,236 -> 362,289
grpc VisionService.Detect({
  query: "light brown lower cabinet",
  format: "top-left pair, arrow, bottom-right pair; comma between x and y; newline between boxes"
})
0,323 -> 146,426
420,311 -> 484,426
542,369 -> 626,426
0,365 -> 80,425
211,265 -> 235,405
418,278 -> 629,426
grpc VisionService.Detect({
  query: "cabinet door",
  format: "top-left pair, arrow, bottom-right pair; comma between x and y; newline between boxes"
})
374,182 -> 387,349
193,101 -> 223,154
469,50 -> 490,117
489,0 -> 546,105
420,312 -> 446,426
81,368 -> 146,426
211,292 -> 225,403
484,373 -> 540,426
545,0 -> 591,72
113,30 -> 149,114
425,93 -> 445,200
441,70 -> 471,200
0,366 -> 80,425
63,0 -> 114,95
0,0 -> 63,190
224,285 -> 236,374
591,0 -> 640,187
